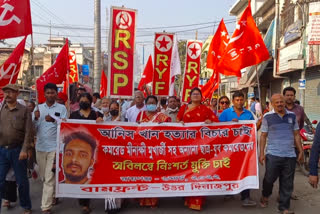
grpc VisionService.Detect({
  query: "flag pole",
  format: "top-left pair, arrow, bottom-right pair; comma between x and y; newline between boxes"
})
31,34 -> 38,107
217,72 -> 221,113
66,40 -> 71,118
255,65 -> 261,100
67,72 -> 70,118
118,96 -> 122,121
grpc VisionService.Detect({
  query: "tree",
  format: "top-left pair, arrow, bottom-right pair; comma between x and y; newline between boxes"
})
175,40 -> 187,96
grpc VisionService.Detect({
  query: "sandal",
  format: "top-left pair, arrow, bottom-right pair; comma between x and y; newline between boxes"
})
81,206 -> 92,214
278,209 -> 294,214
290,193 -> 298,200
23,209 -> 32,214
41,209 -> 51,214
260,196 -> 268,208
52,198 -> 59,206
2,200 -> 10,208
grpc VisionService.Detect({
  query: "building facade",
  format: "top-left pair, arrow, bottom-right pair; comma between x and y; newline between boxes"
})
230,0 -> 320,121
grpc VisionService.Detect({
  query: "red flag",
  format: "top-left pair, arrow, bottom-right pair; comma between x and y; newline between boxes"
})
138,55 -> 153,91
36,39 -> 69,103
0,36 -> 26,100
201,72 -> 220,100
202,19 -> 229,100
100,70 -> 107,98
207,19 -> 229,70
217,1 -> 270,77
62,74 -> 68,94
0,0 -> 32,40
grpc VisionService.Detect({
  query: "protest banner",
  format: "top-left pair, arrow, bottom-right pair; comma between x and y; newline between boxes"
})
68,51 -> 79,83
181,40 -> 203,103
108,7 -> 136,98
153,32 -> 174,96
56,121 -> 258,198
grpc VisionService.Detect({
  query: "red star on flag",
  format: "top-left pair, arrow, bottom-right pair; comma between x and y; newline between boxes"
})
190,44 -> 199,56
158,37 -> 170,49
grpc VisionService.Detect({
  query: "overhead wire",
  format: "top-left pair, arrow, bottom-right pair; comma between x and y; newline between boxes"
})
32,18 -> 236,31
33,20 -> 237,38
31,0 -> 91,44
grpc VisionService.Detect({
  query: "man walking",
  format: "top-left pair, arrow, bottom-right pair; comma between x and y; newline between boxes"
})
0,84 -> 32,214
283,87 -> 305,130
219,91 -> 257,207
259,94 -> 303,214
33,83 -> 67,214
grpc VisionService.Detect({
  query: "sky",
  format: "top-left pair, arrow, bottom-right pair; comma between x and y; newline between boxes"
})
6,0 -> 239,65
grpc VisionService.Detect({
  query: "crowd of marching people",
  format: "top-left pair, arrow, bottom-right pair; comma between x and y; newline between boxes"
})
1,79 -> 320,214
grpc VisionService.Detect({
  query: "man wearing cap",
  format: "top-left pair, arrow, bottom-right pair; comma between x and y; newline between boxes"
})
0,84 -> 32,214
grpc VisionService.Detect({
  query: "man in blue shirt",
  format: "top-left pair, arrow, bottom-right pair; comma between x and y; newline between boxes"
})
219,91 -> 256,207
33,83 -> 67,214
259,94 -> 303,214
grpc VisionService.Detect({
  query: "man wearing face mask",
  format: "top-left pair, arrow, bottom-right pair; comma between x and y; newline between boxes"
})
164,96 -> 180,122
99,97 -> 110,119
125,90 -> 146,122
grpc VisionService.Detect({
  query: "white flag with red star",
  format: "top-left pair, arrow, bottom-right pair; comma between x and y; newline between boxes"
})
169,35 -> 181,96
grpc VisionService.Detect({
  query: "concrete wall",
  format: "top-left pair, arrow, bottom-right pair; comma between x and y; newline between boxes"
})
284,69 -> 320,122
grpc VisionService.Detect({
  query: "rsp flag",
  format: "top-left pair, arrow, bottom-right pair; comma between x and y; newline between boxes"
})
108,7 -> 136,98
153,32 -> 174,96
181,40 -> 202,103
0,0 -> 32,40
56,121 -> 258,198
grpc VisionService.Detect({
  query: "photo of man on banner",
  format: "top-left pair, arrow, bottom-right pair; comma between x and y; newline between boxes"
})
60,131 -> 97,184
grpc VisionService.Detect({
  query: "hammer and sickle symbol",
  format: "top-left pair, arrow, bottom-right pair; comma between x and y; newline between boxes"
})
0,3 -> 21,26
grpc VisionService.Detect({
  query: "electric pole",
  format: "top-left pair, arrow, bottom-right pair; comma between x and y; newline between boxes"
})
93,0 -> 102,92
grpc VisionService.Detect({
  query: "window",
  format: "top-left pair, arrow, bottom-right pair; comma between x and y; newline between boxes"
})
34,65 -> 43,77
280,0 -> 303,35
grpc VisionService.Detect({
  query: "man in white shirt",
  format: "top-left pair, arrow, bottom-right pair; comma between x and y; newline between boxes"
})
33,83 -> 67,213
125,91 -> 146,122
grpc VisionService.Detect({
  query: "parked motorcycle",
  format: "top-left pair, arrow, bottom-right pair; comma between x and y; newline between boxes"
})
298,120 -> 318,176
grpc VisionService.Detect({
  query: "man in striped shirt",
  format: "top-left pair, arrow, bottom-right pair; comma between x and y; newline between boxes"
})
259,94 -> 303,214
